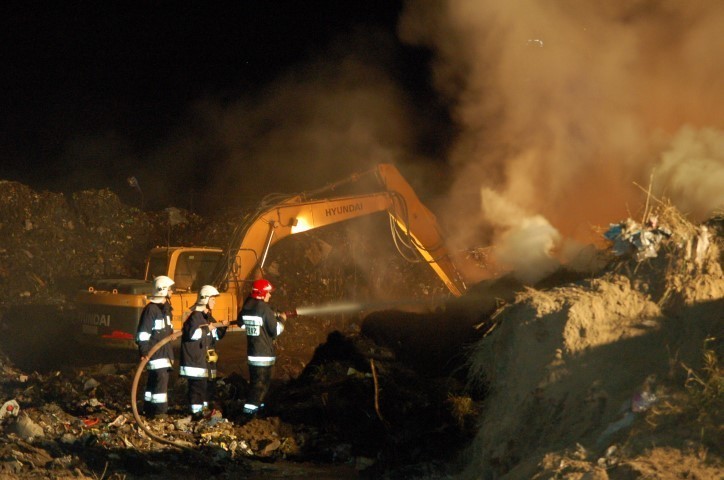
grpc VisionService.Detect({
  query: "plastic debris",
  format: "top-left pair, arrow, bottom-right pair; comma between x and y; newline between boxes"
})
82,417 -> 100,428
0,399 -> 20,421
8,414 -> 45,441
685,224 -> 712,268
83,378 -> 100,391
604,216 -> 672,261
596,375 -> 659,448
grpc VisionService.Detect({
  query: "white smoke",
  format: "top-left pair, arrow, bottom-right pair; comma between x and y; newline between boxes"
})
482,188 -> 561,283
654,126 -> 724,221
400,0 -> 724,282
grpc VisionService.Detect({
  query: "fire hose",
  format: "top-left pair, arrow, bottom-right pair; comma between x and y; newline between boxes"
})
130,329 -> 187,449
130,322 -> 228,449
131,301 -> 424,447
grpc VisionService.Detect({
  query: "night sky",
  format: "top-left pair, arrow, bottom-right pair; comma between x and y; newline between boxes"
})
2,2 -> 445,213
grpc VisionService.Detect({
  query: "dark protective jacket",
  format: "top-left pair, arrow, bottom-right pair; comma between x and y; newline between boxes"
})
179,310 -> 226,378
135,301 -> 174,370
238,297 -> 282,367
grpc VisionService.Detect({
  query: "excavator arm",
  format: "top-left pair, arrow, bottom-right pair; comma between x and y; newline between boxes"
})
214,164 -> 467,301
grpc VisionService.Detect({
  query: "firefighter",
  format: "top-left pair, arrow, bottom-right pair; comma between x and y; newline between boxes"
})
238,278 -> 286,418
135,275 -> 175,419
179,285 -> 228,418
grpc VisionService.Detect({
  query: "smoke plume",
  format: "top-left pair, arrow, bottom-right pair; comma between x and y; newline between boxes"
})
400,0 -> 724,282
653,126 -> 724,221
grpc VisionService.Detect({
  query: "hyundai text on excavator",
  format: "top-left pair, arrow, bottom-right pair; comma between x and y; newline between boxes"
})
76,164 -> 468,349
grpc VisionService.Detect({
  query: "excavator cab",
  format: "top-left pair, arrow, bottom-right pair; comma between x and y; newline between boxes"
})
145,248 -> 223,292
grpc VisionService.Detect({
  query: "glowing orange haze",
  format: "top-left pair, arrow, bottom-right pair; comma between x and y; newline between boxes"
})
400,0 -> 724,282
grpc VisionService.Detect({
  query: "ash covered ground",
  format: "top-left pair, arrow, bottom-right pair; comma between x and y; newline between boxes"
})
0,181 -> 722,479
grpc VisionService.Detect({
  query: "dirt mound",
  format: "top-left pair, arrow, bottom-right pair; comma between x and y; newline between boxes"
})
463,207 -> 723,478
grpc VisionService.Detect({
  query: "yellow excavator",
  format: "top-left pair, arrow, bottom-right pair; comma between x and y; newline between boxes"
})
76,164 -> 468,349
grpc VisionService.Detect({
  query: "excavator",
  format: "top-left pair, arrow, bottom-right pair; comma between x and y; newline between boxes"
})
75,164 -> 468,349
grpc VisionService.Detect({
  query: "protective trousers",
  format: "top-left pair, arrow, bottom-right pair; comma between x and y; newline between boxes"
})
244,365 -> 273,416
187,377 -> 208,414
144,368 -> 170,416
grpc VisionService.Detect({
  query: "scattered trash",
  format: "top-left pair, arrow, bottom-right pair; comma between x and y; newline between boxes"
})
261,439 -> 281,456
165,207 -> 187,226
597,444 -> 621,468
82,417 -> 100,428
0,399 -> 20,421
108,414 -> 128,428
8,414 -> 45,441
685,224 -> 713,268
83,378 -> 100,391
596,375 -> 659,448
631,375 -> 658,413
604,216 -> 672,261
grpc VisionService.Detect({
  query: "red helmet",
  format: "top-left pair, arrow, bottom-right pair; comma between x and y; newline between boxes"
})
251,279 -> 274,299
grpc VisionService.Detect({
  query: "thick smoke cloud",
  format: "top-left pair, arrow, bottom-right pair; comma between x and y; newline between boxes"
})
654,127 -> 724,221
399,0 -> 724,282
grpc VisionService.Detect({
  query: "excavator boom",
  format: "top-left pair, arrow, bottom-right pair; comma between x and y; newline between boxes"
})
216,164 -> 467,301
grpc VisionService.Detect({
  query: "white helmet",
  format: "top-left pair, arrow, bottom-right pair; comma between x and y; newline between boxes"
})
195,285 -> 220,310
150,275 -> 175,300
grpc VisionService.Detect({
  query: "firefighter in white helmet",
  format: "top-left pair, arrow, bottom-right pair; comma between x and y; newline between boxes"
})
237,278 -> 286,419
135,275 -> 175,419
179,285 -> 229,418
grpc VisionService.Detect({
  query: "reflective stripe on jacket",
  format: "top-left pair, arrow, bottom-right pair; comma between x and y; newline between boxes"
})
135,301 -> 174,369
238,297 -> 282,365
179,310 -> 220,378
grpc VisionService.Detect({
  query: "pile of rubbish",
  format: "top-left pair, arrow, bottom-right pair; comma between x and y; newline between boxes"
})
0,181 -> 232,306
604,215 -> 672,261
604,209 -> 720,267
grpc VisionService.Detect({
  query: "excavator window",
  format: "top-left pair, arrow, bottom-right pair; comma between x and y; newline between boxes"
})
175,252 -> 224,291
146,253 -> 170,281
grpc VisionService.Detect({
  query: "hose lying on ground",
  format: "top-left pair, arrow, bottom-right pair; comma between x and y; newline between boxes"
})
130,322 -> 227,449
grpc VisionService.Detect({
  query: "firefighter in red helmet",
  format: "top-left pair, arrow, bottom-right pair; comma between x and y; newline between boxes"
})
237,279 -> 286,418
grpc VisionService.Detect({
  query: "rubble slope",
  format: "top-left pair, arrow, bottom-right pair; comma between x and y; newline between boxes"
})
463,207 -> 723,479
